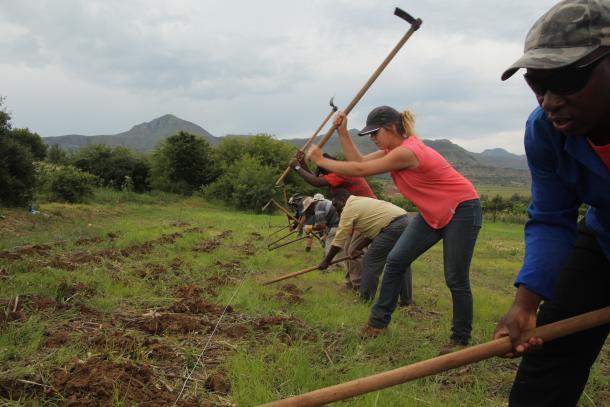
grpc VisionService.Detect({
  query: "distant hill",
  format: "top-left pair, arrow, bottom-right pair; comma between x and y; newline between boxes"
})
43,115 -> 530,186
476,148 -> 528,170
43,114 -> 217,151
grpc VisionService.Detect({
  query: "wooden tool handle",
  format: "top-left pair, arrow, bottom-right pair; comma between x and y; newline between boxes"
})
259,306 -> 610,406
275,108 -> 336,186
316,23 -> 421,149
262,256 -> 351,286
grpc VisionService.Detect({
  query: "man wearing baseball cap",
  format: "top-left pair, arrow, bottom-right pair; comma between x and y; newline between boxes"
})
494,0 -> 610,405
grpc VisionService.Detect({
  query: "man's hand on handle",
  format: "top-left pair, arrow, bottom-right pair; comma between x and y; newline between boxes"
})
493,285 -> 544,357
318,259 -> 330,271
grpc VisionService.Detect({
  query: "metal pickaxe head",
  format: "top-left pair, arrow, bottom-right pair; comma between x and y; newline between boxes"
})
394,7 -> 422,30
329,96 -> 338,112
262,199 -> 273,212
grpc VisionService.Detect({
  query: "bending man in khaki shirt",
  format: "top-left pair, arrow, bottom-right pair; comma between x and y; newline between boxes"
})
319,188 -> 413,304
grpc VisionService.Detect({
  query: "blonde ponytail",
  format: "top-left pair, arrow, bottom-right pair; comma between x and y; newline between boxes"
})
401,110 -> 416,138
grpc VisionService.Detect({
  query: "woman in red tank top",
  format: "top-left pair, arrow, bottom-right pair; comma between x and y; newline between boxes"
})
307,106 -> 482,350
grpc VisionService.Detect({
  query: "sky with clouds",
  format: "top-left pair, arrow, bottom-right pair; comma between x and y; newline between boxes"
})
0,0 -> 559,154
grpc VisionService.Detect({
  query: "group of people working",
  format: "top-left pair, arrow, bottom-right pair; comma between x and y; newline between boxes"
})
281,1 -> 610,405
289,103 -> 481,349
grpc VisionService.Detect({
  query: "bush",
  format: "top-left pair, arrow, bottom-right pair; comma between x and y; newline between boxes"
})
212,134 -> 313,203
34,162 -> 98,203
480,193 -> 531,223
149,132 -> 219,194
72,144 -> 150,192
215,134 -> 294,170
46,144 -> 70,165
202,154 -> 277,211
0,137 -> 35,206
386,195 -> 418,213
0,99 -> 37,207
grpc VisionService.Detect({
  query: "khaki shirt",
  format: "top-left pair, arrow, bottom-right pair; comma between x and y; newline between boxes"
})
332,196 -> 407,248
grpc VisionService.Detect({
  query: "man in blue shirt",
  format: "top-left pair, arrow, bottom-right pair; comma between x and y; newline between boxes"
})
495,1 -> 610,405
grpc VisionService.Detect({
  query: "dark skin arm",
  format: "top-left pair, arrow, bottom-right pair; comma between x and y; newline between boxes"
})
349,236 -> 371,258
295,151 -> 312,172
318,245 -> 342,270
493,285 -> 543,357
289,152 -> 330,188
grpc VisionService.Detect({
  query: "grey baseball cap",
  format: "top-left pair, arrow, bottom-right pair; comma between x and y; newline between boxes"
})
358,106 -> 401,136
502,0 -> 610,81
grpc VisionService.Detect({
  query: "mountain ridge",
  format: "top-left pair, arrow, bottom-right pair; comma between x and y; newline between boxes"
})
42,114 -> 530,186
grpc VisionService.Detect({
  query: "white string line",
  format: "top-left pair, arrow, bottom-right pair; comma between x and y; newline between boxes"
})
173,277 -> 246,406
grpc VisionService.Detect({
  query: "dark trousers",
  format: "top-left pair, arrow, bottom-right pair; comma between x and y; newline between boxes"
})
509,223 -> 610,406
368,199 -> 482,343
360,216 -> 412,303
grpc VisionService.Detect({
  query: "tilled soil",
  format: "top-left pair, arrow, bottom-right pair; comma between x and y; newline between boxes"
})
0,224 -> 308,405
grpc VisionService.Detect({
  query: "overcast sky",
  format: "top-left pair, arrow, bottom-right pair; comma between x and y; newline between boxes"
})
0,0 -> 559,154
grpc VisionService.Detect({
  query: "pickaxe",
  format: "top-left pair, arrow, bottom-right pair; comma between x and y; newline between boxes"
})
275,96 -> 338,186
267,231 -> 317,251
262,199 -> 323,244
313,8 -> 422,151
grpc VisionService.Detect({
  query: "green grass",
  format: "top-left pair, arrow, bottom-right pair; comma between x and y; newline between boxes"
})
476,184 -> 530,198
0,194 -> 607,406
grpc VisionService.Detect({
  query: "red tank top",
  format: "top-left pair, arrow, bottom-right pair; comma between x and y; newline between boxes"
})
321,173 -> 377,199
390,137 -> 479,229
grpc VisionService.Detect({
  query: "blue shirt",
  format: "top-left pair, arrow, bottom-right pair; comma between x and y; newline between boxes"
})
314,199 -> 339,228
516,107 -> 610,300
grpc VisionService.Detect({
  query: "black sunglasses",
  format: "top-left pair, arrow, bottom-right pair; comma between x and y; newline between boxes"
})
368,129 -> 380,138
523,53 -> 608,96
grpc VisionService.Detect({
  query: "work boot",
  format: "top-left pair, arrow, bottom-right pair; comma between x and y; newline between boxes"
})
358,324 -> 386,338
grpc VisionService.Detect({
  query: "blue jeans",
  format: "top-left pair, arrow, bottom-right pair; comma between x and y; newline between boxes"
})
368,199 -> 482,343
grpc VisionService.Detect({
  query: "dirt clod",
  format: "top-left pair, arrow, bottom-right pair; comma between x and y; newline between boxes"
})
138,313 -> 205,335
51,357 -> 190,407
44,331 -> 70,348
205,372 -> 230,395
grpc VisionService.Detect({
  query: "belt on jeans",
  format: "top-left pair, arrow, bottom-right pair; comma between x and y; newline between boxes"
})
380,214 -> 408,232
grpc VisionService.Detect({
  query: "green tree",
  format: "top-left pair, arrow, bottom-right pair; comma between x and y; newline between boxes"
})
210,134 -> 318,209
214,134 -> 295,170
0,98 -> 36,206
46,144 -> 69,164
213,134 -> 308,191
149,131 -> 218,194
0,97 -> 11,135
9,128 -> 47,160
72,144 -> 150,192
203,154 -> 277,210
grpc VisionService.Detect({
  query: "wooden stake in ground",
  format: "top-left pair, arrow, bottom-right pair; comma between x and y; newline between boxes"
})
258,306 -> 610,407
262,256 -> 351,285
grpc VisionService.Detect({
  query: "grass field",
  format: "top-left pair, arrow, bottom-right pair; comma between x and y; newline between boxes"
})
475,185 -> 530,199
0,191 -> 607,406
